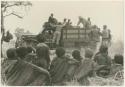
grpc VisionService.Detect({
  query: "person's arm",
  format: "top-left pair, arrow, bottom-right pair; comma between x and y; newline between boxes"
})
77,19 -> 81,26
49,23 -> 57,27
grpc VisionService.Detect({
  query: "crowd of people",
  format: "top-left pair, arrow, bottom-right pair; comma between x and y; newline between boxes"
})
1,38 -> 123,86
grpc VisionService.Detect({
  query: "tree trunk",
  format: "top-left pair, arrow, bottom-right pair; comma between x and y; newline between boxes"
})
1,9 -> 4,58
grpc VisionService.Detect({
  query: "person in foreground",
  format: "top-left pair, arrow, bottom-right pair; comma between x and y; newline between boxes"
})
2,47 -> 50,86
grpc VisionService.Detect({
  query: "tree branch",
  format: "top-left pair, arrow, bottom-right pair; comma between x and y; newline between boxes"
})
4,12 -> 23,18
2,1 -> 32,12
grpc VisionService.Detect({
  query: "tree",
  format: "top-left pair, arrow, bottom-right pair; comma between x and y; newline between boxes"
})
1,1 -> 32,57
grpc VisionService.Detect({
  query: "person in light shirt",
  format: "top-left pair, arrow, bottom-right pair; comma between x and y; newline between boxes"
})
52,22 -> 66,46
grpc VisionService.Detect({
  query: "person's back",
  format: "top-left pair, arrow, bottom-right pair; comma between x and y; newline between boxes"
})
50,47 -> 70,85
6,59 -> 50,86
94,53 -> 111,66
74,48 -> 96,85
94,46 -> 111,77
102,29 -> 109,39
91,25 -> 101,42
1,48 -> 18,85
3,48 -> 50,86
32,46 -> 50,70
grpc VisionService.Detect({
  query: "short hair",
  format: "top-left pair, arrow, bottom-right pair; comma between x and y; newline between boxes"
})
16,47 -> 28,59
64,18 -> 67,21
6,48 -> 17,60
85,48 -> 93,58
55,47 -> 65,57
72,50 -> 81,61
36,46 -> 50,63
58,22 -> 62,25
27,47 -> 33,53
36,34 -> 46,43
114,54 -> 123,65
99,45 -> 108,53
88,17 -> 90,21
103,25 -> 107,29
51,13 -> 53,16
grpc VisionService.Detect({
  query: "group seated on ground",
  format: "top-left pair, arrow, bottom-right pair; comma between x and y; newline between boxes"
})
1,43 -> 123,86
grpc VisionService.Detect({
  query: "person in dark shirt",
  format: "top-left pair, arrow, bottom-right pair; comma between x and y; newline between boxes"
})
74,48 -> 96,85
3,47 -> 50,86
16,47 -> 28,60
49,47 -> 70,85
94,46 -> 112,77
33,46 -> 50,70
48,13 -> 54,24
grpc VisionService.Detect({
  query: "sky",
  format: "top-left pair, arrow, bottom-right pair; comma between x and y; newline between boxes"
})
4,1 -> 124,42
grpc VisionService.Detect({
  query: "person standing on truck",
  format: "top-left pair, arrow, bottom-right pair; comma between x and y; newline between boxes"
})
77,16 -> 91,29
52,22 -> 66,47
101,25 -> 109,47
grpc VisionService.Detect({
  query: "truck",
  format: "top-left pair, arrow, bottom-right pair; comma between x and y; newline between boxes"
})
16,25 -> 100,52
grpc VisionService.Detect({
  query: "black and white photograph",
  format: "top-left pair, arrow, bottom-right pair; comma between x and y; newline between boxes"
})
1,0 -> 124,86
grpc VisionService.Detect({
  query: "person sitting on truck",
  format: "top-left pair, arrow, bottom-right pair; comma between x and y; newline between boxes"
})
48,13 -> 55,24
87,17 -> 91,25
63,18 -> 67,25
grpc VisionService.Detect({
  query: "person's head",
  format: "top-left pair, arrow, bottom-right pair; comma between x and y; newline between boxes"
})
88,17 -> 90,21
92,25 -> 97,29
103,25 -> 107,30
79,16 -> 82,19
36,34 -> 46,43
85,48 -> 93,59
70,22 -> 72,25
68,19 -> 71,22
64,18 -> 67,22
114,54 -> 123,65
6,48 -> 17,60
16,47 -> 28,59
72,50 -> 82,61
58,22 -> 62,25
55,47 -> 65,57
36,46 -> 50,63
51,13 -> 53,17
27,46 -> 33,53
99,45 -> 108,54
